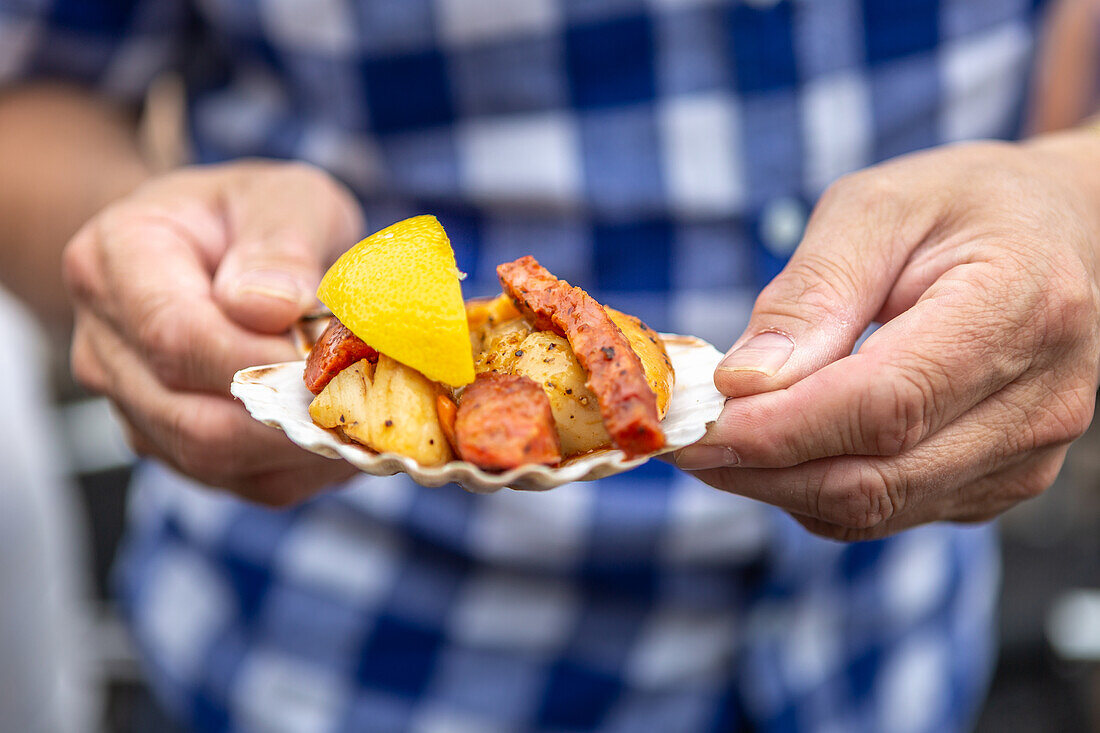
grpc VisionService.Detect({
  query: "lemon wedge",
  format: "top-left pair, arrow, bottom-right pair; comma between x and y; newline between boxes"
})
317,215 -> 475,387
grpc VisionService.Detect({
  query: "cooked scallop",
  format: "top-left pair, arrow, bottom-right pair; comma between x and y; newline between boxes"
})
511,331 -> 610,456
473,318 -> 533,376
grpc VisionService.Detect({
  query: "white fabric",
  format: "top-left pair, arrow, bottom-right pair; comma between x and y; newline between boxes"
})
0,290 -> 98,733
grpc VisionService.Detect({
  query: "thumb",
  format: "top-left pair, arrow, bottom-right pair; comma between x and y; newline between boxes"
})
717,181 -> 936,398
212,164 -> 363,334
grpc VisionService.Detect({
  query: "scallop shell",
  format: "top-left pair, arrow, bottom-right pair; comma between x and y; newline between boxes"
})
231,334 -> 725,493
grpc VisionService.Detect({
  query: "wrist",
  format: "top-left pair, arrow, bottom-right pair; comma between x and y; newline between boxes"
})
1025,123 -> 1100,202
1024,125 -> 1100,264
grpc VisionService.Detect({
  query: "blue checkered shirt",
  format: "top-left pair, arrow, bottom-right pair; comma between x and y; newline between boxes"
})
2,1 -> 1042,730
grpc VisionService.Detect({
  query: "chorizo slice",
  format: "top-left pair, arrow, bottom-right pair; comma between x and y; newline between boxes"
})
455,372 -> 561,470
304,319 -> 379,395
496,256 -> 665,458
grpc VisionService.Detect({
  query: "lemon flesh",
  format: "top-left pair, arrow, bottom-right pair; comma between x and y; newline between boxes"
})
317,215 -> 475,387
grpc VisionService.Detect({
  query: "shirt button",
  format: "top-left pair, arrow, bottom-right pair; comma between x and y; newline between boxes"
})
759,197 -> 807,257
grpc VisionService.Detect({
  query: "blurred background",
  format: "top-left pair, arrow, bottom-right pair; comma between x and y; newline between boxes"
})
4,0 -> 1100,731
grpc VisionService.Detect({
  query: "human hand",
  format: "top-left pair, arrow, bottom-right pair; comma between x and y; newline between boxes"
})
675,136 -> 1100,540
64,161 -> 363,505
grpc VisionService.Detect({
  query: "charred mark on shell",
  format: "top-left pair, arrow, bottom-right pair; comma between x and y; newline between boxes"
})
601,346 -> 615,360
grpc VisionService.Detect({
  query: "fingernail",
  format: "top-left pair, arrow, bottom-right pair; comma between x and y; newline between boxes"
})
233,269 -> 303,304
675,444 -> 740,470
718,332 -> 794,377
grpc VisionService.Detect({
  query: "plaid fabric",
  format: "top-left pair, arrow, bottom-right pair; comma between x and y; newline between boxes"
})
1,1 -> 1043,730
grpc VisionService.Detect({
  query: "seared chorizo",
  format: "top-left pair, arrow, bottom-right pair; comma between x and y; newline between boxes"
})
497,256 -> 665,457
304,319 -> 379,395
455,372 -> 561,470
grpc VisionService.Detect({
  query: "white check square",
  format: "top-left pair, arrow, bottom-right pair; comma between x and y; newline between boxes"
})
275,506 -> 402,605
627,607 -> 737,688
467,484 -> 592,569
450,571 -> 577,652
140,548 -> 232,679
437,0 -> 558,46
659,92 -> 745,215
459,112 -> 581,207
259,0 -> 357,54
941,22 -> 1030,142
800,70 -> 872,193
233,650 -> 348,733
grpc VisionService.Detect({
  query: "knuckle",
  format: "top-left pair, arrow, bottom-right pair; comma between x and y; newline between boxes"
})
1022,455 -> 1065,499
1003,457 -> 1063,504
94,199 -> 154,238
1030,383 -> 1096,448
818,461 -> 898,530
842,169 -> 903,205
786,405 -> 842,466
135,301 -> 196,388
864,365 -> 931,456
1046,268 -> 1100,343
1014,472 -> 1051,502
758,254 -> 861,328
70,335 -> 106,394
823,168 -> 916,225
61,225 -> 101,301
735,422 -> 788,466
275,161 -> 344,202
820,170 -> 894,209
282,162 -> 362,239
282,159 -> 330,183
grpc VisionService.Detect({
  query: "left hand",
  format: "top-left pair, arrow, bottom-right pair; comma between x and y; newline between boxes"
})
674,135 -> 1100,541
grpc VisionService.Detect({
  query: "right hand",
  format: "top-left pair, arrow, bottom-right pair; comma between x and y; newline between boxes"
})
63,160 -> 364,505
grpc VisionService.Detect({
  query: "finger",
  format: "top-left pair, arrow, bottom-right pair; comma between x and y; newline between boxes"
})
212,163 -> 362,334
87,219 -> 300,393
70,313 -> 110,394
222,460 -> 359,507
787,445 -> 1069,541
715,171 -> 949,399
116,414 -> 163,459
946,444 -> 1069,524
82,311 -> 335,483
686,374 -> 1077,532
121,409 -> 356,506
680,264 -> 1039,469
